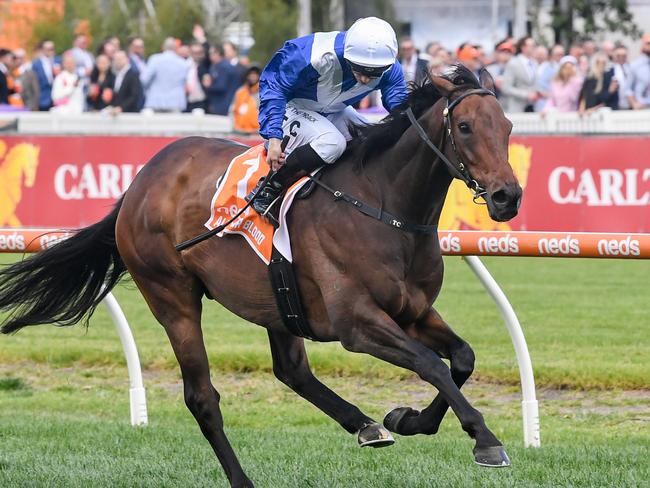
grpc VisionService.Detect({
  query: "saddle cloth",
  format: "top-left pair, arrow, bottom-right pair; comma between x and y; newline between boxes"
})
204,144 -> 310,265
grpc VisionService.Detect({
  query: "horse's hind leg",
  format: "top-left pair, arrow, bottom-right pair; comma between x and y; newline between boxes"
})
337,301 -> 509,467
384,308 -> 475,436
268,330 -> 393,447
129,268 -> 253,487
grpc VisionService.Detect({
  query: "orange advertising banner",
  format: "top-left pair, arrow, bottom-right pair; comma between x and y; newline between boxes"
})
2,228 -> 649,259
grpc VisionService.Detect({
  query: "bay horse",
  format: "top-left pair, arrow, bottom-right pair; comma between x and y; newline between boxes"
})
0,65 -> 522,487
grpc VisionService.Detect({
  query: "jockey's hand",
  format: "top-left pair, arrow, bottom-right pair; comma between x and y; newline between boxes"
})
267,138 -> 286,171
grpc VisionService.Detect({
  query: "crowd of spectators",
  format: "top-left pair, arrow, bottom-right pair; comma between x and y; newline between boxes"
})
392,32 -> 650,114
0,25 -> 260,132
2,24 -> 650,133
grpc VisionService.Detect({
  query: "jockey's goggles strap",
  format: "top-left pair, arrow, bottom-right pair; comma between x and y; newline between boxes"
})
308,176 -> 437,234
346,60 -> 392,78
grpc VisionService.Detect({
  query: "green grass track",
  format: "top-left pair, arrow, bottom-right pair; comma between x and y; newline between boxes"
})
1,255 -> 648,487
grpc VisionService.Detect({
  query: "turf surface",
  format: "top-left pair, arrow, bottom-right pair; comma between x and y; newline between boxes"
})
1,255 -> 649,487
1,255 -> 647,389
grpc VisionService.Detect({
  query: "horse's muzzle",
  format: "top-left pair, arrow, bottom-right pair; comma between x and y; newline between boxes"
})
486,183 -> 522,222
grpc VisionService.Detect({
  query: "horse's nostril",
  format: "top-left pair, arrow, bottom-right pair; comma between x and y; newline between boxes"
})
492,189 -> 508,206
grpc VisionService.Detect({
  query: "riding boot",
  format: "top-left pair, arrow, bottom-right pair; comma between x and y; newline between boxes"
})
246,144 -> 326,216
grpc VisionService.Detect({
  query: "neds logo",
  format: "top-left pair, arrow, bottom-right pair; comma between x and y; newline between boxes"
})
538,235 -> 580,255
477,234 -> 519,254
439,233 -> 461,253
597,236 -> 640,256
0,231 -> 25,251
39,234 -> 71,249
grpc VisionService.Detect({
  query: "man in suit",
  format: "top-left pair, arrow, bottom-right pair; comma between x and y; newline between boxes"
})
203,44 -> 239,115
30,40 -> 57,111
626,33 -> 650,110
142,38 -> 189,112
223,41 -> 247,85
612,44 -> 631,109
399,38 -> 428,85
501,36 -> 540,112
108,51 -> 143,114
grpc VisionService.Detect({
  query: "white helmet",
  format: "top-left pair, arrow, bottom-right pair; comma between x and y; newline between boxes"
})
344,17 -> 398,70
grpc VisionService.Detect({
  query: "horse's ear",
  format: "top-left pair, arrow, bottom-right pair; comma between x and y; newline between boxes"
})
479,68 -> 496,94
429,75 -> 457,97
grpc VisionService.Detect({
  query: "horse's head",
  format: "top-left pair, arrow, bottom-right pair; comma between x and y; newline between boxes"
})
430,71 -> 522,222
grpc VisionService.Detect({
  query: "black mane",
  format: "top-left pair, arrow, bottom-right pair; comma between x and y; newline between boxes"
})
348,63 -> 483,165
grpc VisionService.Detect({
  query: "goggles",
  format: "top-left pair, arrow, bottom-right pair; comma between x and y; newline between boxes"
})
346,60 -> 392,78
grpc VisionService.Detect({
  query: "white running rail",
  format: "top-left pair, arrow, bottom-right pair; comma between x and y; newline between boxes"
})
102,291 -> 148,426
463,256 -> 540,447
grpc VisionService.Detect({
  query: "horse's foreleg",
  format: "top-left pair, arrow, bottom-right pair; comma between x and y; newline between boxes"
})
268,330 -> 394,447
384,308 -> 475,436
338,302 -> 509,467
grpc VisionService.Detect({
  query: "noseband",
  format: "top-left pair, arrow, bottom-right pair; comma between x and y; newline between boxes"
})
405,88 -> 495,203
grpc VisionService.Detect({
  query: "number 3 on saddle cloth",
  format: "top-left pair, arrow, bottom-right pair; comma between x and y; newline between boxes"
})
204,144 -> 317,339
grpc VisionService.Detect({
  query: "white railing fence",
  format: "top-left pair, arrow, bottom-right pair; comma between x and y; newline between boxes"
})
1,107 -> 649,136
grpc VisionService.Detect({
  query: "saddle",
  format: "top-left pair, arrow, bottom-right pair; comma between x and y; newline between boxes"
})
263,168 -> 323,227
204,144 -> 318,339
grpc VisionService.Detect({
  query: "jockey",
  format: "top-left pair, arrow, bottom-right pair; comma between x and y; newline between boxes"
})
247,16 -> 408,215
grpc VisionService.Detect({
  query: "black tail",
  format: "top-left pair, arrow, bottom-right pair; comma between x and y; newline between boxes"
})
0,199 -> 127,334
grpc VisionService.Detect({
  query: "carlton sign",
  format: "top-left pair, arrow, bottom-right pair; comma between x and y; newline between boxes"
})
54,163 -> 145,200
548,167 -> 650,206
1,134 -> 649,232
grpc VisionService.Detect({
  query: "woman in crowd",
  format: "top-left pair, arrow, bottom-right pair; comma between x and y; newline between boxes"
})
86,54 -> 114,111
51,51 -> 85,114
543,55 -> 583,113
579,52 -> 618,112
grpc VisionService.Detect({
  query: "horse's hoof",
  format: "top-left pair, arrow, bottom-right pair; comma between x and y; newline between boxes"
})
473,446 -> 511,468
383,407 -> 420,434
358,422 -> 395,448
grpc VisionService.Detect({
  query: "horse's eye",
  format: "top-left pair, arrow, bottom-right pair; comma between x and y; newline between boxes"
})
458,122 -> 472,134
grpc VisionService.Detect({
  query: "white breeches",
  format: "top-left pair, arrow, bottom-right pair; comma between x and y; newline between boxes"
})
282,104 -> 369,164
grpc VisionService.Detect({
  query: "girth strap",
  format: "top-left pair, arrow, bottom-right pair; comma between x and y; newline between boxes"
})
308,176 -> 437,234
268,247 -> 316,339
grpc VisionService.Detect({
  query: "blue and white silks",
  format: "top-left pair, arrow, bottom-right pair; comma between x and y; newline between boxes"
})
258,31 -> 408,141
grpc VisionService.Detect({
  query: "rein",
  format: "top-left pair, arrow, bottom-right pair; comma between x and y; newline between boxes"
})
406,88 -> 495,203
311,87 -> 496,233
307,176 -> 437,234
174,88 -> 495,252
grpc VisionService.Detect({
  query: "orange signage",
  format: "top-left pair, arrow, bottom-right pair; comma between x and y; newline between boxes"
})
0,140 -> 40,227
0,0 -> 64,51
3,228 -> 650,259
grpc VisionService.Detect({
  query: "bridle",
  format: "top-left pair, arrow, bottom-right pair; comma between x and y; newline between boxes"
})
405,87 -> 495,203
175,88 -> 498,252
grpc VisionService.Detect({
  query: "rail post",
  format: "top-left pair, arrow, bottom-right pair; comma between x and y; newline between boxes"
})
463,256 -> 540,447
101,291 -> 148,426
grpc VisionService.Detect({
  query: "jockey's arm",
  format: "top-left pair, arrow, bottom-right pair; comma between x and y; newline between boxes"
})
259,41 -> 310,168
378,61 -> 409,111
